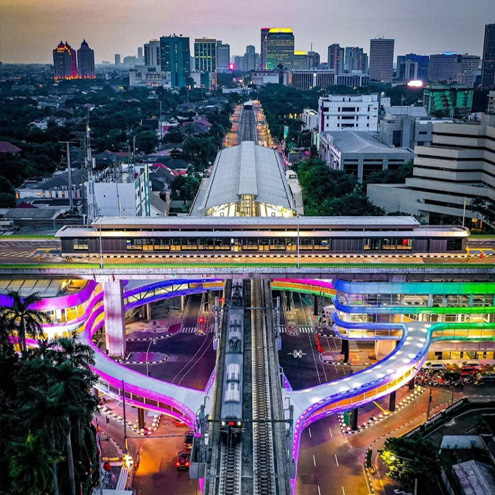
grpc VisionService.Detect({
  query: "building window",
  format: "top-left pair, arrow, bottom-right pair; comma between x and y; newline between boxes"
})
73,239 -> 89,250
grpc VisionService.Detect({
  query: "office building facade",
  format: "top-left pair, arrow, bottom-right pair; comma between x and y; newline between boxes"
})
160,35 -> 191,88
53,41 -> 78,80
368,114 -> 495,225
328,44 -> 344,73
397,54 -> 429,81
318,94 -> 379,132
369,38 -> 394,83
77,40 -> 95,79
265,28 -> 294,70
144,40 -> 161,67
344,47 -> 368,73
194,38 -> 217,87
260,28 -> 270,70
217,42 -> 230,73
482,23 -> 495,89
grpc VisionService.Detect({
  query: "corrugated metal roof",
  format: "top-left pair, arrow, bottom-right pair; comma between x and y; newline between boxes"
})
199,142 -> 293,213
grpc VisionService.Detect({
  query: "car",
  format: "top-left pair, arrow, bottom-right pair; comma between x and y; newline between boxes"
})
183,431 -> 194,451
461,361 -> 481,368
174,420 -> 188,427
460,366 -> 480,376
423,361 -> 446,370
175,450 -> 190,470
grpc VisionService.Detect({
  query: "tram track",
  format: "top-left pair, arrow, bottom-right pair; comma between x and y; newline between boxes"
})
251,279 -> 276,495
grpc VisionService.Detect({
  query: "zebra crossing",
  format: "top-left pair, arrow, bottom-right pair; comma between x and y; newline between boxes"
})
180,326 -> 213,334
280,325 -> 314,334
0,250 -> 37,258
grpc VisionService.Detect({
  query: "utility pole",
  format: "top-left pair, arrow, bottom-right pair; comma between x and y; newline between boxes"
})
59,141 -> 74,212
122,380 -> 128,453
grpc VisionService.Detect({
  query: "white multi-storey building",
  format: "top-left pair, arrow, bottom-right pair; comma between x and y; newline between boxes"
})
317,94 -> 379,132
368,114 -> 495,226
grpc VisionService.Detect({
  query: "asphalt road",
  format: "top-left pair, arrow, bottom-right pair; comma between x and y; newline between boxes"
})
239,107 -> 257,142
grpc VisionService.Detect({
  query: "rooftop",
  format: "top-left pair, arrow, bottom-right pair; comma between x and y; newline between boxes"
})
197,141 -> 294,214
325,131 -> 414,154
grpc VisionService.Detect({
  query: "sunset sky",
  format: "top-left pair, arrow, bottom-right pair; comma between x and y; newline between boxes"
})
1,0 -> 493,64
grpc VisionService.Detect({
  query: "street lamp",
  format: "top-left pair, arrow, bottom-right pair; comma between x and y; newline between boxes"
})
296,214 -> 300,269
98,217 -> 103,270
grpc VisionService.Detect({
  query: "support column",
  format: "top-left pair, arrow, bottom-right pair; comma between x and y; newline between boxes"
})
408,378 -> 415,390
145,303 -> 152,321
313,295 -> 318,316
341,339 -> 349,363
138,408 -> 145,430
389,391 -> 396,412
181,295 -> 185,312
351,408 -> 359,431
103,280 -> 126,358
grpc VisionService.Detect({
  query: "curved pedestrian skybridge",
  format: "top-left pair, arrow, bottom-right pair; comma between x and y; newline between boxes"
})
193,141 -> 296,217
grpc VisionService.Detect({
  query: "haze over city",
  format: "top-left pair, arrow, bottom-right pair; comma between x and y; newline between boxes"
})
1,0 -> 494,63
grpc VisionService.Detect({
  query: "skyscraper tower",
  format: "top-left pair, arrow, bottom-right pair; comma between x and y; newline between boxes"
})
216,41 -> 230,73
369,38 -> 394,83
160,35 -> 191,88
194,38 -> 217,88
77,40 -> 95,79
53,41 -> 78,80
265,28 -> 294,70
482,23 -> 495,90
328,44 -> 344,73
144,40 -> 161,67
260,27 -> 270,70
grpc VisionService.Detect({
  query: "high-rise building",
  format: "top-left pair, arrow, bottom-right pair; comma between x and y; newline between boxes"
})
244,45 -> 257,71
369,38 -> 394,82
293,51 -> 309,70
114,54 -> 121,66
423,84 -> 474,118
217,41 -> 230,73
307,51 -> 320,69
328,44 -> 344,73
137,46 -> 144,64
427,53 -> 459,82
144,40 -> 160,67
428,53 -> 480,84
194,38 -> 217,87
344,47 -> 367,73
265,28 -> 294,70
160,35 -> 191,88
482,23 -> 495,89
53,41 -> 78,80
397,54 -> 429,81
260,28 -> 270,70
77,40 -> 95,79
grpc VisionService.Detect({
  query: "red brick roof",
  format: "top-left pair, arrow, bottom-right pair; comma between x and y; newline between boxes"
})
0,142 -> 21,153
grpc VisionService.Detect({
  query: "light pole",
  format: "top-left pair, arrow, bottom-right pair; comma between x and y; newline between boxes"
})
296,214 -> 300,269
426,385 -> 433,420
98,217 -> 103,270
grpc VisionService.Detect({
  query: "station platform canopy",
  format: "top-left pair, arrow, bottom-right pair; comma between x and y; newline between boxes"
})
191,141 -> 296,217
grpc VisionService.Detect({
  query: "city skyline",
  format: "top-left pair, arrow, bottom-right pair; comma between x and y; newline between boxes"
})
1,0 -> 494,64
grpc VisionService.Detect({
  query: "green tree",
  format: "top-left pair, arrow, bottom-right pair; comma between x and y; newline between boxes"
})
322,188 -> 386,216
380,435 -> 441,493
469,197 -> 495,228
365,160 -> 413,185
1,291 -> 47,353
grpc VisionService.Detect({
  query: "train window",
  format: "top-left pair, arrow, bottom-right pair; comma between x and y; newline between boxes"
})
382,238 -> 396,250
154,238 -> 170,250
126,239 -> 143,250
242,239 -> 258,250
73,238 -> 89,250
300,239 -> 313,250
270,238 -> 286,250
183,239 -> 198,250
364,238 -> 381,250
259,239 -> 269,251
314,239 -> 330,250
396,238 -> 413,250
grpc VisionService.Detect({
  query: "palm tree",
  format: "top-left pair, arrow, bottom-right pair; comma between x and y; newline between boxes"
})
9,432 -> 60,495
0,312 -> 14,354
51,335 -> 95,368
1,291 -> 47,353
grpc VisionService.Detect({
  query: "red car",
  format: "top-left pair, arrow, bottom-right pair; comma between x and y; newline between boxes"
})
175,450 -> 190,470
460,366 -> 480,376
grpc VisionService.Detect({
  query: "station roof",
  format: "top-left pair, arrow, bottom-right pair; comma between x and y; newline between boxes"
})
197,141 -> 293,213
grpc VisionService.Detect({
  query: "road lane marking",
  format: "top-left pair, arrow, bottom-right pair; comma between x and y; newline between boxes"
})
335,454 -> 339,466
342,486 -> 346,495
317,486 -> 321,495
328,427 -> 333,438
313,454 -> 316,467
308,427 -> 312,438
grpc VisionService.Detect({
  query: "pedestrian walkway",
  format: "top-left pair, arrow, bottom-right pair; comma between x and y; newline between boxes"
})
280,325 -> 314,334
